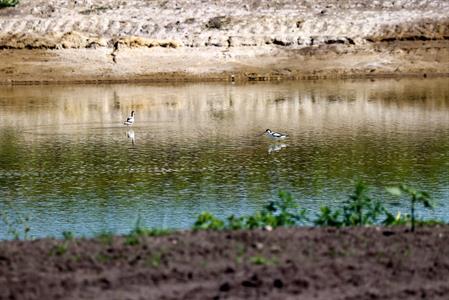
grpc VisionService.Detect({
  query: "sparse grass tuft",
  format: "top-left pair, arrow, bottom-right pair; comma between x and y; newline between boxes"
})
146,252 -> 162,268
249,255 -> 276,265
50,243 -> 68,256
124,217 -> 172,246
124,234 -> 140,246
97,231 -> 114,245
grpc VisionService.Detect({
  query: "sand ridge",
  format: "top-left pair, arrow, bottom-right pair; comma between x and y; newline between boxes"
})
0,0 -> 448,83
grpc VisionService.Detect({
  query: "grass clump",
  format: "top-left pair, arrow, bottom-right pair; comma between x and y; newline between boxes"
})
0,0 -> 19,8
50,242 -> 68,256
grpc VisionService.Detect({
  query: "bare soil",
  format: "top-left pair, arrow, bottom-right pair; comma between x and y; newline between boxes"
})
0,0 -> 448,83
1,226 -> 449,299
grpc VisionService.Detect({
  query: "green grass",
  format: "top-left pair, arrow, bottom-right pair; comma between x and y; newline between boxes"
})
97,231 -> 114,245
0,0 -> 19,8
50,243 -> 68,256
249,255 -> 276,266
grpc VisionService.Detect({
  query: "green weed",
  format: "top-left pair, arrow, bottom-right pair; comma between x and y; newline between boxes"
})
315,182 -> 387,227
124,234 -> 140,246
97,231 -> 114,245
249,255 -> 276,266
193,212 -> 225,230
50,243 -> 68,256
0,0 -> 19,8
124,217 -> 172,245
386,184 -> 434,231
193,191 -> 306,230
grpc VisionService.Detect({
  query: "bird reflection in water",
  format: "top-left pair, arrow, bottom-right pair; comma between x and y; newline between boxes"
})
268,143 -> 287,154
126,129 -> 135,145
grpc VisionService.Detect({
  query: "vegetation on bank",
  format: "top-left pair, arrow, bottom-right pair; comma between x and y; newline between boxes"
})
193,182 -> 438,232
0,0 -> 19,8
0,182 -> 442,241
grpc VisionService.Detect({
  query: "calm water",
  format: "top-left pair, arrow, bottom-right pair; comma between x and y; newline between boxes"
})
0,78 -> 449,239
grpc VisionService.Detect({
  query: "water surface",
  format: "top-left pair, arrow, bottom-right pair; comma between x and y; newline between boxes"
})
1,78 -> 449,238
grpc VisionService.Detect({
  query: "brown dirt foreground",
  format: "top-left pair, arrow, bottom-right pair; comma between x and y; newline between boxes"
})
1,227 -> 449,300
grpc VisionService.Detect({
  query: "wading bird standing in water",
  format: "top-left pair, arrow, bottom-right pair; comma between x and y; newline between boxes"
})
124,111 -> 135,126
263,129 -> 288,140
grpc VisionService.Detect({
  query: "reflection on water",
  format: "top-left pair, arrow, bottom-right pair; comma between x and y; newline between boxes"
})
268,143 -> 287,154
126,130 -> 135,145
0,78 -> 449,239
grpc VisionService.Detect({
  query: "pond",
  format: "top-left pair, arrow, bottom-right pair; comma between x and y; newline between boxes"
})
0,78 -> 449,239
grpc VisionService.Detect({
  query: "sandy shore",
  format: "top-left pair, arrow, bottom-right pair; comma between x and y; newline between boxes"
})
1,227 -> 449,299
0,0 -> 448,83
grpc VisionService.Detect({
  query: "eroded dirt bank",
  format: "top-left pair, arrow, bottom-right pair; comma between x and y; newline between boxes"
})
1,227 -> 449,300
0,0 -> 448,83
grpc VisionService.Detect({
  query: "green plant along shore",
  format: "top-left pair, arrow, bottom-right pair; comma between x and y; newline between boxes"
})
193,182 -> 438,233
0,182 -> 441,241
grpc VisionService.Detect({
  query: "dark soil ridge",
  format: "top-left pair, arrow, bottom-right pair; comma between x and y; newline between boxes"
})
1,226 -> 449,300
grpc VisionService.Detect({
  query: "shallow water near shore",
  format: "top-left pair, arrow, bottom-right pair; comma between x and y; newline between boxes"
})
0,78 -> 449,239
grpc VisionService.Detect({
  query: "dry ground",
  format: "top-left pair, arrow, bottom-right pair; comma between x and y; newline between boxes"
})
0,0 -> 448,83
1,226 -> 449,299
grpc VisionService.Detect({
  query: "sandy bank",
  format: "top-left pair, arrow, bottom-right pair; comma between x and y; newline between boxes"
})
0,0 -> 448,83
1,227 -> 449,299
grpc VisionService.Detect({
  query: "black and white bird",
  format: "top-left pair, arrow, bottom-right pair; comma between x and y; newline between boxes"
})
263,129 -> 288,140
124,111 -> 135,126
